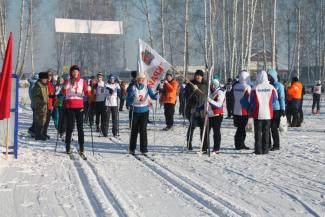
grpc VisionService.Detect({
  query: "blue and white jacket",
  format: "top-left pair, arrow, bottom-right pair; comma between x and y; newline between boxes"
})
127,83 -> 157,113
233,71 -> 251,116
267,69 -> 285,111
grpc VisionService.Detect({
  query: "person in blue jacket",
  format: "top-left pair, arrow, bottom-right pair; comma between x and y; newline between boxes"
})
127,73 -> 157,155
28,74 -> 39,137
267,69 -> 285,151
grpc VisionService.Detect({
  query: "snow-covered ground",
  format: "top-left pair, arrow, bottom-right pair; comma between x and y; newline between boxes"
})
0,87 -> 324,217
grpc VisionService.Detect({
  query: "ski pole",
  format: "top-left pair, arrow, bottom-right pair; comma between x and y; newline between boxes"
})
90,122 -> 94,156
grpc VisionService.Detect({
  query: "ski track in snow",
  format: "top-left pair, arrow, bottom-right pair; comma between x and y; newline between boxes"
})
0,89 -> 324,217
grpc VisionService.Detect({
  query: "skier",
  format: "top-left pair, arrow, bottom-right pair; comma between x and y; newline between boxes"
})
127,70 -> 138,126
127,73 -> 157,155
32,72 -> 49,141
312,80 -> 322,114
159,71 -> 179,131
55,77 -> 66,138
43,71 -> 56,140
184,70 -> 208,151
119,80 -> 128,111
104,74 -> 120,137
178,81 -> 186,117
233,70 -> 251,150
28,73 -> 39,137
287,77 -> 303,127
225,78 -> 234,119
250,70 -> 277,155
62,65 -> 89,155
267,69 -> 285,151
94,72 -> 107,134
201,77 -> 225,154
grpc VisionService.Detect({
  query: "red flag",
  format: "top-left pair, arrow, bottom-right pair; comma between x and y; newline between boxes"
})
0,32 -> 13,120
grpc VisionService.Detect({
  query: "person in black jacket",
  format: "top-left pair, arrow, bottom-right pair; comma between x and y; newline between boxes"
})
184,70 -> 208,151
225,78 -> 234,119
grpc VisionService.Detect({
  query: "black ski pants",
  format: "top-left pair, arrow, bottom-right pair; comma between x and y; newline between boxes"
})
233,115 -> 249,149
65,108 -> 84,152
201,115 -> 223,152
164,103 -> 175,127
95,101 -> 106,131
254,119 -> 271,154
312,94 -> 321,111
104,106 -> 118,137
270,110 -> 281,149
129,111 -> 149,153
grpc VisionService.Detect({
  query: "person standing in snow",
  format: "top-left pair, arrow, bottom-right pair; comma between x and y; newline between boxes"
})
184,70 -> 208,151
287,77 -> 303,127
119,80 -> 128,111
94,72 -> 107,134
250,70 -> 278,155
267,69 -> 286,151
28,74 -> 39,137
55,76 -> 66,138
127,70 -> 138,126
32,72 -> 49,141
43,71 -> 56,140
127,73 -> 157,155
62,65 -> 89,154
233,70 -> 251,150
225,78 -> 234,119
312,80 -> 322,114
104,74 -> 120,137
201,78 -> 225,154
158,71 -> 179,131
178,81 -> 186,117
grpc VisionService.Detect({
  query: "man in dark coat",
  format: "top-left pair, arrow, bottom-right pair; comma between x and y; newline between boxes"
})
32,72 -> 49,141
184,70 -> 208,151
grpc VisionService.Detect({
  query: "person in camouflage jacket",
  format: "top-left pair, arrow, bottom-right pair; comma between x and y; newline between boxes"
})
32,72 -> 49,141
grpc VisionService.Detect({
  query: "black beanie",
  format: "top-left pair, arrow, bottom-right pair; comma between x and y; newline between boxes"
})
195,70 -> 204,77
131,70 -> 137,79
39,71 -> 49,79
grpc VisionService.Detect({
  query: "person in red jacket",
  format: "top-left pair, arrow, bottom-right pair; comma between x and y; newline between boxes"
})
62,65 -> 89,155
43,71 -> 55,140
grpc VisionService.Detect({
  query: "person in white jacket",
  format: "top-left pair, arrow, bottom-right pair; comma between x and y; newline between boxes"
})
104,74 -> 121,137
233,71 -> 251,150
94,72 -> 107,134
250,70 -> 278,155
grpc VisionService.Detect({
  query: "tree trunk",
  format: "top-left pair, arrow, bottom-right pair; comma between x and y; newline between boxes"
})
204,0 -> 208,68
160,0 -> 165,57
183,0 -> 189,78
30,0 -> 35,75
230,0 -> 238,78
297,4 -> 301,78
209,0 -> 215,69
222,0 -> 227,80
272,0 -> 277,69
261,0 -> 267,69
16,0 -> 26,76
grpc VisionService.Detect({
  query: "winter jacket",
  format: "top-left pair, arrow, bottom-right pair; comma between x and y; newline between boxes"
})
62,72 -> 88,109
184,79 -> 208,110
250,71 -> 278,120
233,72 -> 251,116
312,84 -> 322,95
105,82 -> 121,107
287,81 -> 303,100
208,87 -> 225,117
127,83 -> 157,113
32,80 -> 48,114
95,81 -> 107,102
267,69 -> 285,111
160,79 -> 179,105
48,81 -> 55,111
28,76 -> 39,109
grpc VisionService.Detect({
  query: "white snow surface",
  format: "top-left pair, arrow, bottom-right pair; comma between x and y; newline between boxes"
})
0,88 -> 324,217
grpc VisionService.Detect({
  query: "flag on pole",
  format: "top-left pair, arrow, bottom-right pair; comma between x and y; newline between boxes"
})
0,32 -> 13,120
138,39 -> 171,88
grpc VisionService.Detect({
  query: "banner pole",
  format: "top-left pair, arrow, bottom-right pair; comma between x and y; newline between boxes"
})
5,119 -> 9,160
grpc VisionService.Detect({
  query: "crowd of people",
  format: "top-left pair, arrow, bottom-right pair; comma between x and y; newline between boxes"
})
27,65 -> 322,156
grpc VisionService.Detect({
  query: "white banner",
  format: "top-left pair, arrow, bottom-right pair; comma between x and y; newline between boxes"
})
138,39 -> 171,88
55,18 -> 123,35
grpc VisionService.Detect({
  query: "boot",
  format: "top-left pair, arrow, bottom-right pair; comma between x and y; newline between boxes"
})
312,109 -> 316,114
317,109 -> 320,115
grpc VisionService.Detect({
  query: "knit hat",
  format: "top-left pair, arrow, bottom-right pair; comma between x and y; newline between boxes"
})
97,72 -> 104,77
39,71 -> 49,79
166,70 -> 173,76
131,70 -> 138,79
194,69 -> 204,77
69,65 -> 80,73
211,78 -> 220,87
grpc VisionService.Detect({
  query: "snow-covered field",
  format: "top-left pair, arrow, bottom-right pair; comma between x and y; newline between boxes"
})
0,87 -> 324,217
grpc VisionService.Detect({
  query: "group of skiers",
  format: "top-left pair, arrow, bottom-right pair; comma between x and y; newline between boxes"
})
27,65 -> 321,157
